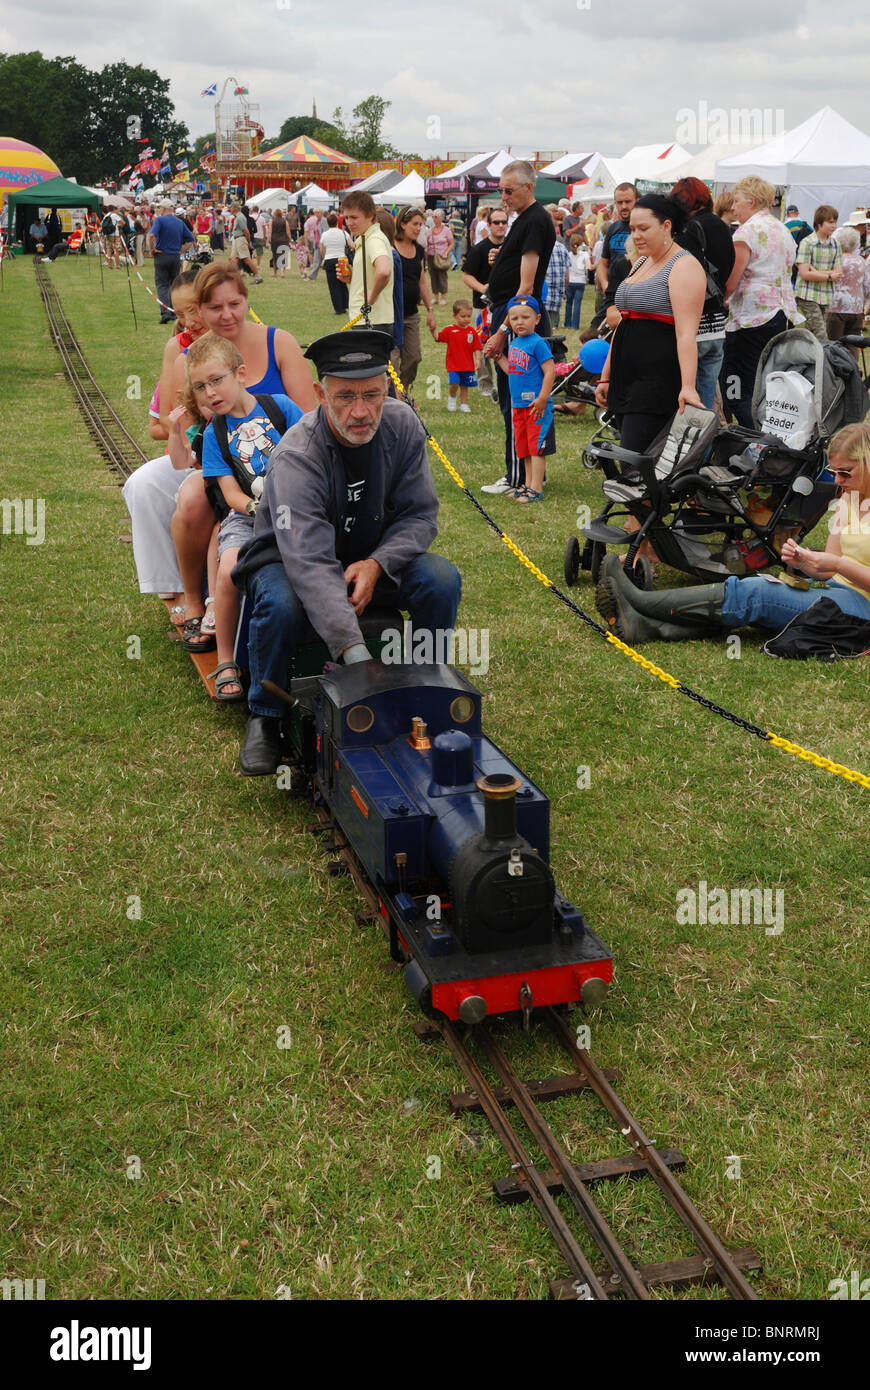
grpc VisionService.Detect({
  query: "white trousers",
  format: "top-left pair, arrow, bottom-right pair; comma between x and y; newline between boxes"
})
121,454 -> 192,594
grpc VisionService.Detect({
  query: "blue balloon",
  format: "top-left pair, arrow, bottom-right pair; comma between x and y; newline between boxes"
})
578,338 -> 610,374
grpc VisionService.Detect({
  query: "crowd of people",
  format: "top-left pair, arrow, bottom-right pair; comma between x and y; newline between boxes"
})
110,158 -> 870,773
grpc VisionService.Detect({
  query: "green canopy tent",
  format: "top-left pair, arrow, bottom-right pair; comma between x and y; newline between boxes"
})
6,175 -> 102,249
533,176 -> 569,204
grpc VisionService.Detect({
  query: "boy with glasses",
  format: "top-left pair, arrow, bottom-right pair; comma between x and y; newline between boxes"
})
185,335 -> 302,699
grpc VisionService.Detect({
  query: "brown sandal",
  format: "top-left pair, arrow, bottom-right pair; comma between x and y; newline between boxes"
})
181,616 -> 216,652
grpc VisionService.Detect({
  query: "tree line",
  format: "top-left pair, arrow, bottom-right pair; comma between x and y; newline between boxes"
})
0,52 -> 419,184
0,53 -> 188,185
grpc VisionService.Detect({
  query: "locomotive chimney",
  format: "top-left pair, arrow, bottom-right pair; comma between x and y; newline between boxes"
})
477,773 -> 522,841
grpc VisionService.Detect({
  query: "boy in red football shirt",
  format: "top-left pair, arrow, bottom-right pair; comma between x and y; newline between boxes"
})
431,299 -> 483,412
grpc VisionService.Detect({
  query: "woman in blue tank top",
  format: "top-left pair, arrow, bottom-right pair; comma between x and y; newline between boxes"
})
168,264 -> 317,648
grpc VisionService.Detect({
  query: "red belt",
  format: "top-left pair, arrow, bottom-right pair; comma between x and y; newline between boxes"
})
620,310 -> 675,324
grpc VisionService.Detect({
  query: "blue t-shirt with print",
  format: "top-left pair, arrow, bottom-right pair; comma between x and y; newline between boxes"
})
201,394 -> 302,490
506,332 -> 553,408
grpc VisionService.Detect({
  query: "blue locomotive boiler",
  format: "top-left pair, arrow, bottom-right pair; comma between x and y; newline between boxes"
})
291,662 -> 611,1024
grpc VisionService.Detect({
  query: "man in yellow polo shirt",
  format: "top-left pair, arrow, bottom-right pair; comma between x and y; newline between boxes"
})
339,191 -> 394,327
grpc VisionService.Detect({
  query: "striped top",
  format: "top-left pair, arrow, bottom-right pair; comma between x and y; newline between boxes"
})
614,249 -> 690,321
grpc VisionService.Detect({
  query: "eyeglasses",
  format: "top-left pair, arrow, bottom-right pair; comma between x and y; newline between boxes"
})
830,466 -> 855,478
490,218 -> 508,226
191,370 -> 235,394
328,389 -> 387,407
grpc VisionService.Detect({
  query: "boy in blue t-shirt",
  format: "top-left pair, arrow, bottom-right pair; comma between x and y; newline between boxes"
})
187,335 -> 303,699
496,294 -> 555,502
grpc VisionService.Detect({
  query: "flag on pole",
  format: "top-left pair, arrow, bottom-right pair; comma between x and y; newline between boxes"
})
201,82 -> 217,97
119,164 -> 132,175
176,158 -> 189,171
140,146 -> 154,159
234,86 -> 248,95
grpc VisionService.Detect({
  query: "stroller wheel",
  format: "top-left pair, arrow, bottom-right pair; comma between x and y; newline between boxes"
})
624,555 -> 655,591
563,536 -> 581,586
581,539 -> 605,583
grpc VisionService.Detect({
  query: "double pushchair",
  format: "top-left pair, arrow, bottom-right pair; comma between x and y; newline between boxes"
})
564,328 -> 869,590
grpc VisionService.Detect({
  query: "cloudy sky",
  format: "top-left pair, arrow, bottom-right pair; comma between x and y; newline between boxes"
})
3,0 -> 869,157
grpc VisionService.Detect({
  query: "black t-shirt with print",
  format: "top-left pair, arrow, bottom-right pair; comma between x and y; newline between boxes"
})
486,201 -> 556,307
336,440 -> 370,562
462,237 -> 499,307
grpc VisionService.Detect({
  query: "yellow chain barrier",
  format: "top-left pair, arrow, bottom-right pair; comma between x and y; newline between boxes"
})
339,305 -> 870,790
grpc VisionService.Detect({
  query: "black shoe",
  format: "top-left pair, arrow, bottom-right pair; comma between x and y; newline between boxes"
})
239,716 -> 282,776
159,314 -> 176,324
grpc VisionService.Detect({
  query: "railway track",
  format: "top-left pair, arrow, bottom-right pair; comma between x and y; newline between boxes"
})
35,260 -> 147,481
37,269 -> 764,1300
312,803 -> 763,1302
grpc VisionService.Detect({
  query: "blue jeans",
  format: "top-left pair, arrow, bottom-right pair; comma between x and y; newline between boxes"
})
246,553 -> 463,715
564,283 -> 585,330
722,576 -> 870,631
695,337 -> 725,410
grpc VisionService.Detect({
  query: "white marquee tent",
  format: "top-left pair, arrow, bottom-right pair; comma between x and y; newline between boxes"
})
564,143 -> 691,202
346,168 -> 404,195
715,107 -> 870,223
641,142 -> 750,187
247,187 -> 292,211
372,170 -> 425,205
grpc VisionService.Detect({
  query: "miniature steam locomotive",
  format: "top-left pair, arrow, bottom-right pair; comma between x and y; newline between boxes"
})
291,662 -> 612,1024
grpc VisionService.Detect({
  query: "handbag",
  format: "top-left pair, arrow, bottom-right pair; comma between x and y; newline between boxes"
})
763,596 -> 870,659
683,218 -> 725,316
432,251 -> 450,271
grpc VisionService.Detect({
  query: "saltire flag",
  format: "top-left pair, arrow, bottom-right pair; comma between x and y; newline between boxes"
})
176,157 -> 188,171
201,82 -> 217,97
234,85 -> 248,95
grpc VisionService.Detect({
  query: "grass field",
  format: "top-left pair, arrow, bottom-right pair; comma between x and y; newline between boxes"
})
0,250 -> 867,1301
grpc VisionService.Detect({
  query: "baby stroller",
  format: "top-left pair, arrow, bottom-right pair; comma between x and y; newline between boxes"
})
564,328 -> 869,590
186,235 -> 214,271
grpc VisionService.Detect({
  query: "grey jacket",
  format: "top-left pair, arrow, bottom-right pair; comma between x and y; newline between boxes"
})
233,399 -> 439,657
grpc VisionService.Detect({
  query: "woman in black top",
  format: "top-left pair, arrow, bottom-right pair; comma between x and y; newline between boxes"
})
393,206 -> 437,394
671,177 -> 736,410
269,209 -> 290,278
594,195 -> 706,453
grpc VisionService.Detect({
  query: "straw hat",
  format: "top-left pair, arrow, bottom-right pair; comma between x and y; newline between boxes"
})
846,209 -> 868,226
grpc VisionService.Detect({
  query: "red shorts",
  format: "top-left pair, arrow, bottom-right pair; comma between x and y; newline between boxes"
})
511,403 -> 555,458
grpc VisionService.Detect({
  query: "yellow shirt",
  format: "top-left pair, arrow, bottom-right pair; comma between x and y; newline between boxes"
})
830,492 -> 870,599
348,225 -> 395,326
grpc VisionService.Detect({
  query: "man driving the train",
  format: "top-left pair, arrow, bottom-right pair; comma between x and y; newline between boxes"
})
232,328 -> 462,775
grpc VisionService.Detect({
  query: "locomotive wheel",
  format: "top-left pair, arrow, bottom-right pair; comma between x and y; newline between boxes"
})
563,535 -> 581,586
581,539 -> 605,583
624,555 -> 655,591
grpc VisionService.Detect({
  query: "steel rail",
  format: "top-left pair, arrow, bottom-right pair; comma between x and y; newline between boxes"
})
35,262 -> 148,480
439,1020 -> 610,1298
477,1026 -> 650,1300
544,1007 -> 759,1300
